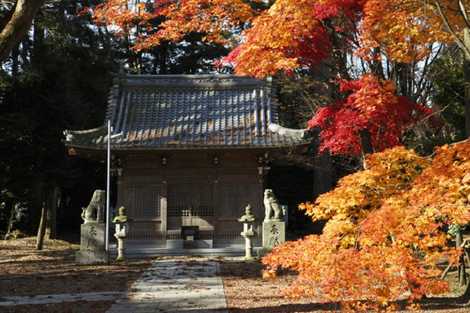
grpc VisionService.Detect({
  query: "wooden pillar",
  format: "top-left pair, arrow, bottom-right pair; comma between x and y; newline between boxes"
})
160,156 -> 168,241
160,180 -> 167,240
212,162 -> 219,242
116,171 -> 124,211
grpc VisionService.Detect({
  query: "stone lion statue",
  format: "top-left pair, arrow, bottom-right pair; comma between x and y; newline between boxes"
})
4,201 -> 28,240
264,189 -> 282,222
81,190 -> 105,224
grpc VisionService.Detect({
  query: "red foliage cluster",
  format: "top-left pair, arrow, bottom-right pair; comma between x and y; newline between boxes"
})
313,0 -> 364,20
294,26 -> 332,69
307,75 -> 431,156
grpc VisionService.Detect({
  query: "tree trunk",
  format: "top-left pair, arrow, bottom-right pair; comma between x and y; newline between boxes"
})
11,44 -> 19,77
464,28 -> 470,138
0,0 -> 45,62
158,43 -> 168,74
45,187 -> 60,240
456,230 -> 468,287
4,201 -> 15,240
31,12 -> 45,68
36,202 -> 47,250
359,129 -> 374,169
313,152 -> 334,196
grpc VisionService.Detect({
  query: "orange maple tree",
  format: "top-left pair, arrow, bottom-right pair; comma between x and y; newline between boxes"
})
263,141 -> 470,309
91,0 -> 467,74
221,0 -> 465,77
91,0 -> 260,51
359,0 -> 463,63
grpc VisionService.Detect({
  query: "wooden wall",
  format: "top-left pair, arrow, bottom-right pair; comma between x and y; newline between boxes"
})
116,150 -> 265,247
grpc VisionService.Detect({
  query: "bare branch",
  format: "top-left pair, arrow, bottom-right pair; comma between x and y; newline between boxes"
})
434,0 -> 470,56
458,0 -> 470,29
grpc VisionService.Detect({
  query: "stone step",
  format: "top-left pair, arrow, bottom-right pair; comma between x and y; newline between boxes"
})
109,244 -> 263,258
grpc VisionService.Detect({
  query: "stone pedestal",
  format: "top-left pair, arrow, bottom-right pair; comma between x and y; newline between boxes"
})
167,239 -> 184,249
262,220 -> 285,250
76,223 -> 108,264
114,223 -> 128,262
242,232 -> 254,260
115,236 -> 125,261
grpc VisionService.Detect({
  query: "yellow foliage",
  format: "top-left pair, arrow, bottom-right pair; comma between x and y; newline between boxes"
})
360,0 -> 464,62
263,140 -> 470,308
300,146 -> 430,247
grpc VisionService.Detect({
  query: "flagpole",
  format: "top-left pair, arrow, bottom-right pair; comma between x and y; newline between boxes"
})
105,120 -> 111,254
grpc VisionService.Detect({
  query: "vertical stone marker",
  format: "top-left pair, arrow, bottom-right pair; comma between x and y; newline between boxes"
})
262,189 -> 286,250
262,221 -> 285,249
76,190 -> 108,264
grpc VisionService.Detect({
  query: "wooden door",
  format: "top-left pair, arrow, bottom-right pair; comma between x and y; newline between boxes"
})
167,182 -> 214,239
214,181 -> 262,245
124,184 -> 163,240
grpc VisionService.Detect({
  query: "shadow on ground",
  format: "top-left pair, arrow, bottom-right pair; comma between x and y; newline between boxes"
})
0,237 -> 150,298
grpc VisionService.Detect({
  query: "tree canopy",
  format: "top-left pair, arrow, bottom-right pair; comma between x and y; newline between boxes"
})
93,0 -> 469,156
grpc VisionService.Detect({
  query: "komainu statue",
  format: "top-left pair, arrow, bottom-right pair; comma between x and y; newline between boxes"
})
264,189 -> 282,222
81,190 -> 106,224
4,201 -> 29,240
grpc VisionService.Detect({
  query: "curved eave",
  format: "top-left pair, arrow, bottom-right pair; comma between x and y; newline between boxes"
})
64,124 -> 311,153
65,140 -> 310,152
63,126 -> 108,146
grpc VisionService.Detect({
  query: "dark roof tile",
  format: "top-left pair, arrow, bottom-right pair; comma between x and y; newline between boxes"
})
64,74 -> 307,150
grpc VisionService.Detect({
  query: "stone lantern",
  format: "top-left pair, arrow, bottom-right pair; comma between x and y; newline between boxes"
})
113,206 -> 129,261
238,204 -> 256,260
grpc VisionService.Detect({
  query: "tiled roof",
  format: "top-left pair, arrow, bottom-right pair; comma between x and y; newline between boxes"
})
64,74 -> 308,150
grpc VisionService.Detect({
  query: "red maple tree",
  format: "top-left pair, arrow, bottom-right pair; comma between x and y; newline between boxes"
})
307,75 -> 432,156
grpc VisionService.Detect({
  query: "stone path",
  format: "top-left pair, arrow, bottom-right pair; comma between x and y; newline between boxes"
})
106,259 -> 228,313
0,291 -> 123,306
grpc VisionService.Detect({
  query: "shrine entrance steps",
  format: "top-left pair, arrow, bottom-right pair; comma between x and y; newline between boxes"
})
110,240 -> 263,258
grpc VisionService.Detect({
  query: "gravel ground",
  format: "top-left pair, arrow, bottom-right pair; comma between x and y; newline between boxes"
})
0,301 -> 116,313
1,239 -> 469,313
0,237 -> 150,313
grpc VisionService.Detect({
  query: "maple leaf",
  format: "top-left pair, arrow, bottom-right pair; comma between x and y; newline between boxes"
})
263,141 -> 470,308
92,0 -> 259,50
307,75 -> 430,156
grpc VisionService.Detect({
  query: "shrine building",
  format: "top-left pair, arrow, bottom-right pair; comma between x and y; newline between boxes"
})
64,74 -> 307,249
